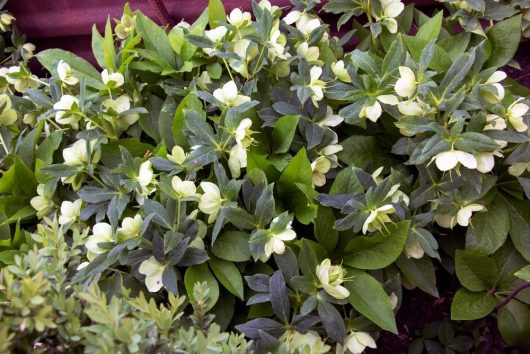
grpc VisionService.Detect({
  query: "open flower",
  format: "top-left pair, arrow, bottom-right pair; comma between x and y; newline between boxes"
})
360,95 -> 399,122
0,94 -> 17,125
139,257 -> 166,292
167,145 -> 187,165
362,204 -> 395,234
373,0 -> 405,33
30,184 -> 54,219
433,149 -> 477,172
58,199 -> 82,225
57,60 -> 78,86
398,100 -> 425,116
115,14 -> 136,39
227,8 -> 251,28
331,60 -> 351,83
199,182 -> 224,223
395,66 -> 416,98
268,23 -> 289,60
308,66 -> 326,107
434,204 -> 484,229
171,176 -> 198,198
63,139 -> 91,166
284,11 -> 323,38
136,161 -> 156,203
203,25 -> 228,56
297,42 -> 320,63
316,259 -> 350,299
483,71 -> 506,104
506,98 -> 529,132
86,222 -> 114,260
102,95 -> 139,131
101,69 -> 124,88
311,156 -> 331,187
261,219 -> 297,262
117,214 -> 142,241
484,114 -> 507,131
234,118 -> 254,148
475,152 -> 496,173
343,331 -> 377,354
5,65 -> 39,92
213,80 -> 251,107
54,95 -> 80,128
317,106 -> 344,127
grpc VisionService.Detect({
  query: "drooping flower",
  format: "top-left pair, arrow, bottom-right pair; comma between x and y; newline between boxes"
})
433,149 -> 477,172
228,144 -> 247,178
0,94 -> 17,125
360,95 -> 399,122
63,139 -> 91,166
0,13 -> 15,32
260,218 -> 297,262
316,259 -> 350,299
434,204 -> 484,229
58,199 -> 82,225
101,95 -> 139,131
139,257 -> 166,292
21,43 -> 36,60
203,25 -> 228,56
362,204 -> 396,234
296,42 -> 320,63
331,60 -> 351,83
213,80 -> 251,107
405,240 -> 424,259
101,69 -> 124,88
117,214 -> 143,241
475,152 -> 495,173
136,161 -> 156,203
395,66 -> 416,98
373,0 -> 405,33
311,156 -> 331,187
171,176 -> 198,198
342,331 -> 377,354
199,182 -> 224,223
30,184 -> 54,219
54,95 -> 81,128
506,98 -> 529,132
86,222 -> 114,260
308,66 -> 326,107
57,60 -> 79,86
234,118 -> 254,148
483,71 -> 506,104
227,8 -> 251,28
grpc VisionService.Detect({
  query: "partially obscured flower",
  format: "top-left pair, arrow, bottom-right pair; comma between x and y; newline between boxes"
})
57,60 -> 79,86
0,13 -> 15,32
331,60 -> 351,83
0,94 -> 17,125
311,156 -> 331,187
102,95 -> 139,131
101,69 -> 124,88
136,161 -> 156,203
213,80 -> 251,107
506,98 -> 528,132
297,42 -> 319,63
203,26 -> 228,56
139,257 -> 166,292
30,184 -> 54,218
117,214 -> 142,241
483,71 -> 506,104
115,14 -> 136,39
434,204 -> 484,228
260,218 -> 297,261
199,182 -> 224,223
54,95 -> 80,128
395,66 -> 416,98
316,259 -> 350,299
58,199 -> 82,225
86,222 -> 114,260
509,163 -> 530,176
308,66 -> 326,107
362,204 -> 395,234
342,331 -> 377,354
360,95 -> 398,122
171,176 -> 198,198
228,144 -> 247,178
373,0 -> 404,33
227,8 -> 251,28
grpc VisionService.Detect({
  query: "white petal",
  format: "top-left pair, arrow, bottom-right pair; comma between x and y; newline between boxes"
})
377,94 -> 399,105
455,151 -> 477,169
435,151 -> 459,171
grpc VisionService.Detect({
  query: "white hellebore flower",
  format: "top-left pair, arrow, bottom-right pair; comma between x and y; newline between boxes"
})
475,152 -> 496,173
398,100 -> 424,116
506,98 -> 529,132
54,95 -> 80,128
508,163 -> 530,176
228,144 -> 248,178
136,161 -> 156,203
316,259 -> 350,299
199,182 -> 224,223
235,118 -> 254,148
5,65 -> 39,92
101,69 -> 124,88
203,25 -> 228,56
284,11 -> 322,38
317,106 -> 344,127
58,199 -> 82,225
167,145 -> 187,165
86,222 -> 114,260
405,240 -> 425,259
171,176 -> 198,198
434,204 -> 484,229
117,214 -> 143,241
22,43 -> 36,59
484,114 -> 507,131
261,219 -> 297,261
139,257 -> 166,292
227,8 -> 251,28
0,94 -> 18,125
30,184 -> 53,218
343,331 -> 377,354
374,0 -> 405,33
483,71 -> 506,104
102,95 -> 139,130
362,204 -> 395,234
213,80 -> 251,107
395,66 -> 416,98
268,23 -> 289,60
296,42 -> 320,63
63,139 -> 90,165
331,60 -> 351,83
308,66 -> 326,107
57,60 -> 79,86
311,156 -> 331,187
433,149 -> 477,172
360,95 -> 399,122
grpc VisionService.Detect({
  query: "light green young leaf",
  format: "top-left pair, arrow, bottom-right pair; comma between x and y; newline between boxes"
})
184,263 -> 220,311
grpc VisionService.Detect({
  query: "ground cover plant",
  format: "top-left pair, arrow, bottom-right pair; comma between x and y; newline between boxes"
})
0,0 -> 530,352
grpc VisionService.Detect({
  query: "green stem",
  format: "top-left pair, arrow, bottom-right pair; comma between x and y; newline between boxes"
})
251,45 -> 266,79
0,131 -> 9,155
175,199 -> 182,232
222,58 -> 235,82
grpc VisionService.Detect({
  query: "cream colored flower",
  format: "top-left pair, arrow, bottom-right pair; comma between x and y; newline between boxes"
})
0,13 -> 15,32
86,222 -> 114,260
63,139 -> 90,166
311,156 -> 331,187
102,95 -> 139,130
30,184 -> 54,218
199,182 -> 224,223
475,152 -> 495,173
484,114 -> 507,131
171,176 -> 198,198
317,106 -> 344,127
284,11 -> 322,38
308,66 -> 326,107
316,259 -> 350,299
57,60 -> 78,86
227,8 -> 251,28
434,204 -> 484,229
331,60 -> 351,83
167,145 -> 187,165
136,161 -> 156,203
343,331 -> 377,354
297,42 -> 320,63
196,71 -> 212,91
506,98 -> 528,132
260,219 -> 297,262
228,144 -> 247,178
395,66 -> 416,98
374,0 -> 404,33
398,100 -> 424,116
203,26 -> 228,56
362,204 -> 395,234
483,71 -> 506,104
508,163 -> 530,176
213,80 -> 251,107
405,240 -> 424,259
101,69 -> 124,88
139,257 -> 166,292
117,214 -> 143,241
268,23 -> 289,60
6,65 -> 39,92
360,95 -> 399,122
115,14 -> 135,39
21,43 -> 36,59
54,95 -> 80,128
58,199 -> 82,225
234,118 -> 254,148
0,94 -> 17,125
433,149 -> 477,172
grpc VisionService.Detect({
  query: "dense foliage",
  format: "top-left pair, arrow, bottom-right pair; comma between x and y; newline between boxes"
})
1,0 -> 530,352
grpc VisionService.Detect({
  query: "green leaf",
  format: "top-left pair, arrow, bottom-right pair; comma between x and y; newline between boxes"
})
208,0 -> 226,28
345,268 -> 397,333
466,197 -> 509,255
514,265 -> 530,281
314,206 -> 339,253
100,139 -> 154,167
174,93 -> 204,148
299,239 -> 318,279
507,201 -> 530,262
455,250 -> 498,292
0,157 -> 37,198
184,263 -> 220,311
485,15 -> 522,68
211,231 -> 251,262
416,11 -> 443,42
497,299 -> 530,346
342,221 -> 410,270
271,115 -> 299,154
209,256 -> 244,300
338,135 -> 397,169
395,254 -> 439,297
450,289 -> 497,320
136,12 -> 176,69
403,36 -> 451,72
